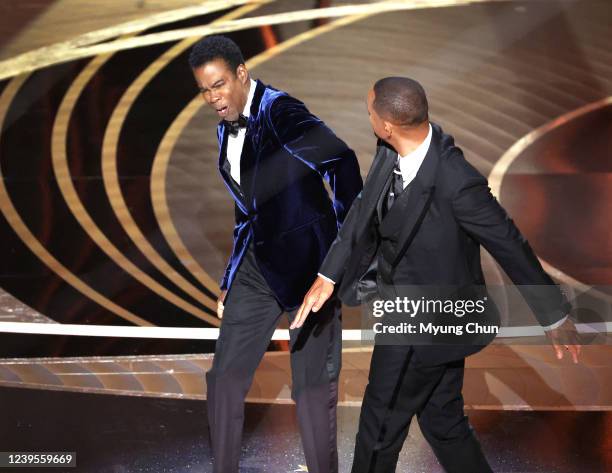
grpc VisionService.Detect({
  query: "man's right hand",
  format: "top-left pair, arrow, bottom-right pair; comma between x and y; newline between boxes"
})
217,289 -> 227,319
290,276 -> 335,329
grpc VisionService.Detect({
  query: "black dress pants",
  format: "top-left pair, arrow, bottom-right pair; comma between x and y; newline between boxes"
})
206,246 -> 342,473
351,345 -> 493,473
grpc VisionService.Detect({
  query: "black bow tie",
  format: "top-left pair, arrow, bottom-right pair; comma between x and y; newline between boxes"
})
224,114 -> 248,136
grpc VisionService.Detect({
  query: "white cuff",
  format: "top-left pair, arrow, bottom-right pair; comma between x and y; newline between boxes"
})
317,273 -> 335,285
542,314 -> 568,331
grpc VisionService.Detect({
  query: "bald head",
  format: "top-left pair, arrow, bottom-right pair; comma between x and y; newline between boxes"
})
372,77 -> 428,127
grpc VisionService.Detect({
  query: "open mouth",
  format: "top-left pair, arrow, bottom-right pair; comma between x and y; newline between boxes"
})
216,106 -> 229,117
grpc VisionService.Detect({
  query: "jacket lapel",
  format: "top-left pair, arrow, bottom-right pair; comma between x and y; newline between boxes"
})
379,125 -> 441,266
217,80 -> 267,213
239,80 -> 266,209
378,178 -> 417,235
217,123 -> 248,213
360,142 -> 397,223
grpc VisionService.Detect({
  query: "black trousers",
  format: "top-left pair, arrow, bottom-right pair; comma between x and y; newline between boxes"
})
206,247 -> 342,473
351,345 -> 492,473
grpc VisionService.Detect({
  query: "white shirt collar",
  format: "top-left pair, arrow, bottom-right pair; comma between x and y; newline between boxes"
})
242,79 -> 257,118
397,123 -> 432,188
225,79 -> 257,186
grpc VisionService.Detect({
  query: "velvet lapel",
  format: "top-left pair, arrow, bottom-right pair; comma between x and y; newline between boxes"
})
217,124 -> 248,214
239,79 -> 266,210
378,126 -> 441,267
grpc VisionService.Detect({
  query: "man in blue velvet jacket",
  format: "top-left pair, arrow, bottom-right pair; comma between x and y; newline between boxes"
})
189,36 -> 362,473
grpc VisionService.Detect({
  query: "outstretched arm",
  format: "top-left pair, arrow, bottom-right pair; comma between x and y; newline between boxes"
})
450,153 -> 579,362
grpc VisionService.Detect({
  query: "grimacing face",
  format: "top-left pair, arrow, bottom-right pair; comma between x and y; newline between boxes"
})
192,58 -> 250,121
366,89 -> 388,141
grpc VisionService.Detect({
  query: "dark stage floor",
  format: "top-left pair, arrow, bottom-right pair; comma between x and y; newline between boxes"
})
0,386 -> 609,473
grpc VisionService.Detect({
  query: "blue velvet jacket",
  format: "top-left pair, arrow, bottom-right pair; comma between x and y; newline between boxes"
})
217,80 -> 362,309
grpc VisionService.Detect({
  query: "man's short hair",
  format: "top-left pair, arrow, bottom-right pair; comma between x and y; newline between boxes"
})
188,35 -> 245,72
372,77 -> 428,126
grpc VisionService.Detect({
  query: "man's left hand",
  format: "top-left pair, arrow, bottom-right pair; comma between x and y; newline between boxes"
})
545,318 -> 581,363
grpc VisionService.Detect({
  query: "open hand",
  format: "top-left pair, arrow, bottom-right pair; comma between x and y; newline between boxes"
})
290,276 -> 334,329
545,317 -> 581,363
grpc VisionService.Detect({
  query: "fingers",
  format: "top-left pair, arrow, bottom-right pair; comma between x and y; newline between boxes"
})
290,277 -> 335,330
566,344 -> 580,364
217,300 -> 224,319
311,290 -> 329,313
552,341 -> 581,364
547,319 -> 582,364
291,290 -> 333,330
291,294 -> 316,330
291,281 -> 322,330
216,290 -> 227,319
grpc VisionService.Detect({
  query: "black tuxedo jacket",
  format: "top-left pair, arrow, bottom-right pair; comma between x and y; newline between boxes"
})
320,123 -> 569,364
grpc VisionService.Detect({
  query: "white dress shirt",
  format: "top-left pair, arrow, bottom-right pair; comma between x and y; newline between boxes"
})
226,79 -> 257,185
318,126 -> 433,285
396,123 -> 432,188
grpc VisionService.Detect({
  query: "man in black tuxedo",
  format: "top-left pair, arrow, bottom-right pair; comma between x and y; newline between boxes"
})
293,77 -> 580,472
189,36 -> 362,473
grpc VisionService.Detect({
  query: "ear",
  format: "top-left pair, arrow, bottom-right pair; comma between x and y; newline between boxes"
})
383,120 -> 393,139
236,64 -> 249,84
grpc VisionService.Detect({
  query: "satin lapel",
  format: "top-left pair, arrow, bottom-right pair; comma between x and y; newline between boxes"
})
390,183 -> 434,267
239,80 -> 266,210
360,143 -> 397,222
379,125 -> 441,266
217,123 -> 248,213
378,179 -> 421,237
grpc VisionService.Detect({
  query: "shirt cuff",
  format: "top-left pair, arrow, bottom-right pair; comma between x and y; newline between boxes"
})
542,314 -> 568,331
318,273 -> 335,285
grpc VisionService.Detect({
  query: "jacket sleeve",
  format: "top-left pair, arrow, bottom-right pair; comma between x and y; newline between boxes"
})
268,95 -> 362,227
219,204 -> 244,291
220,262 -> 231,291
318,140 -> 388,283
450,151 -> 570,327
318,188 -> 364,282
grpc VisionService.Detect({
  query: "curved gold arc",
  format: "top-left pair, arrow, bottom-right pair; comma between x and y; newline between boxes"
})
52,45 -> 222,325
0,0 -> 499,81
489,96 -> 612,303
151,97 -> 222,293
0,76 -> 152,327
0,0 -> 265,81
152,12 -> 373,294
101,4 -> 269,318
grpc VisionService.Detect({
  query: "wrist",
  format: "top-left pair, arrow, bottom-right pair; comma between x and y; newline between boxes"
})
318,273 -> 335,285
